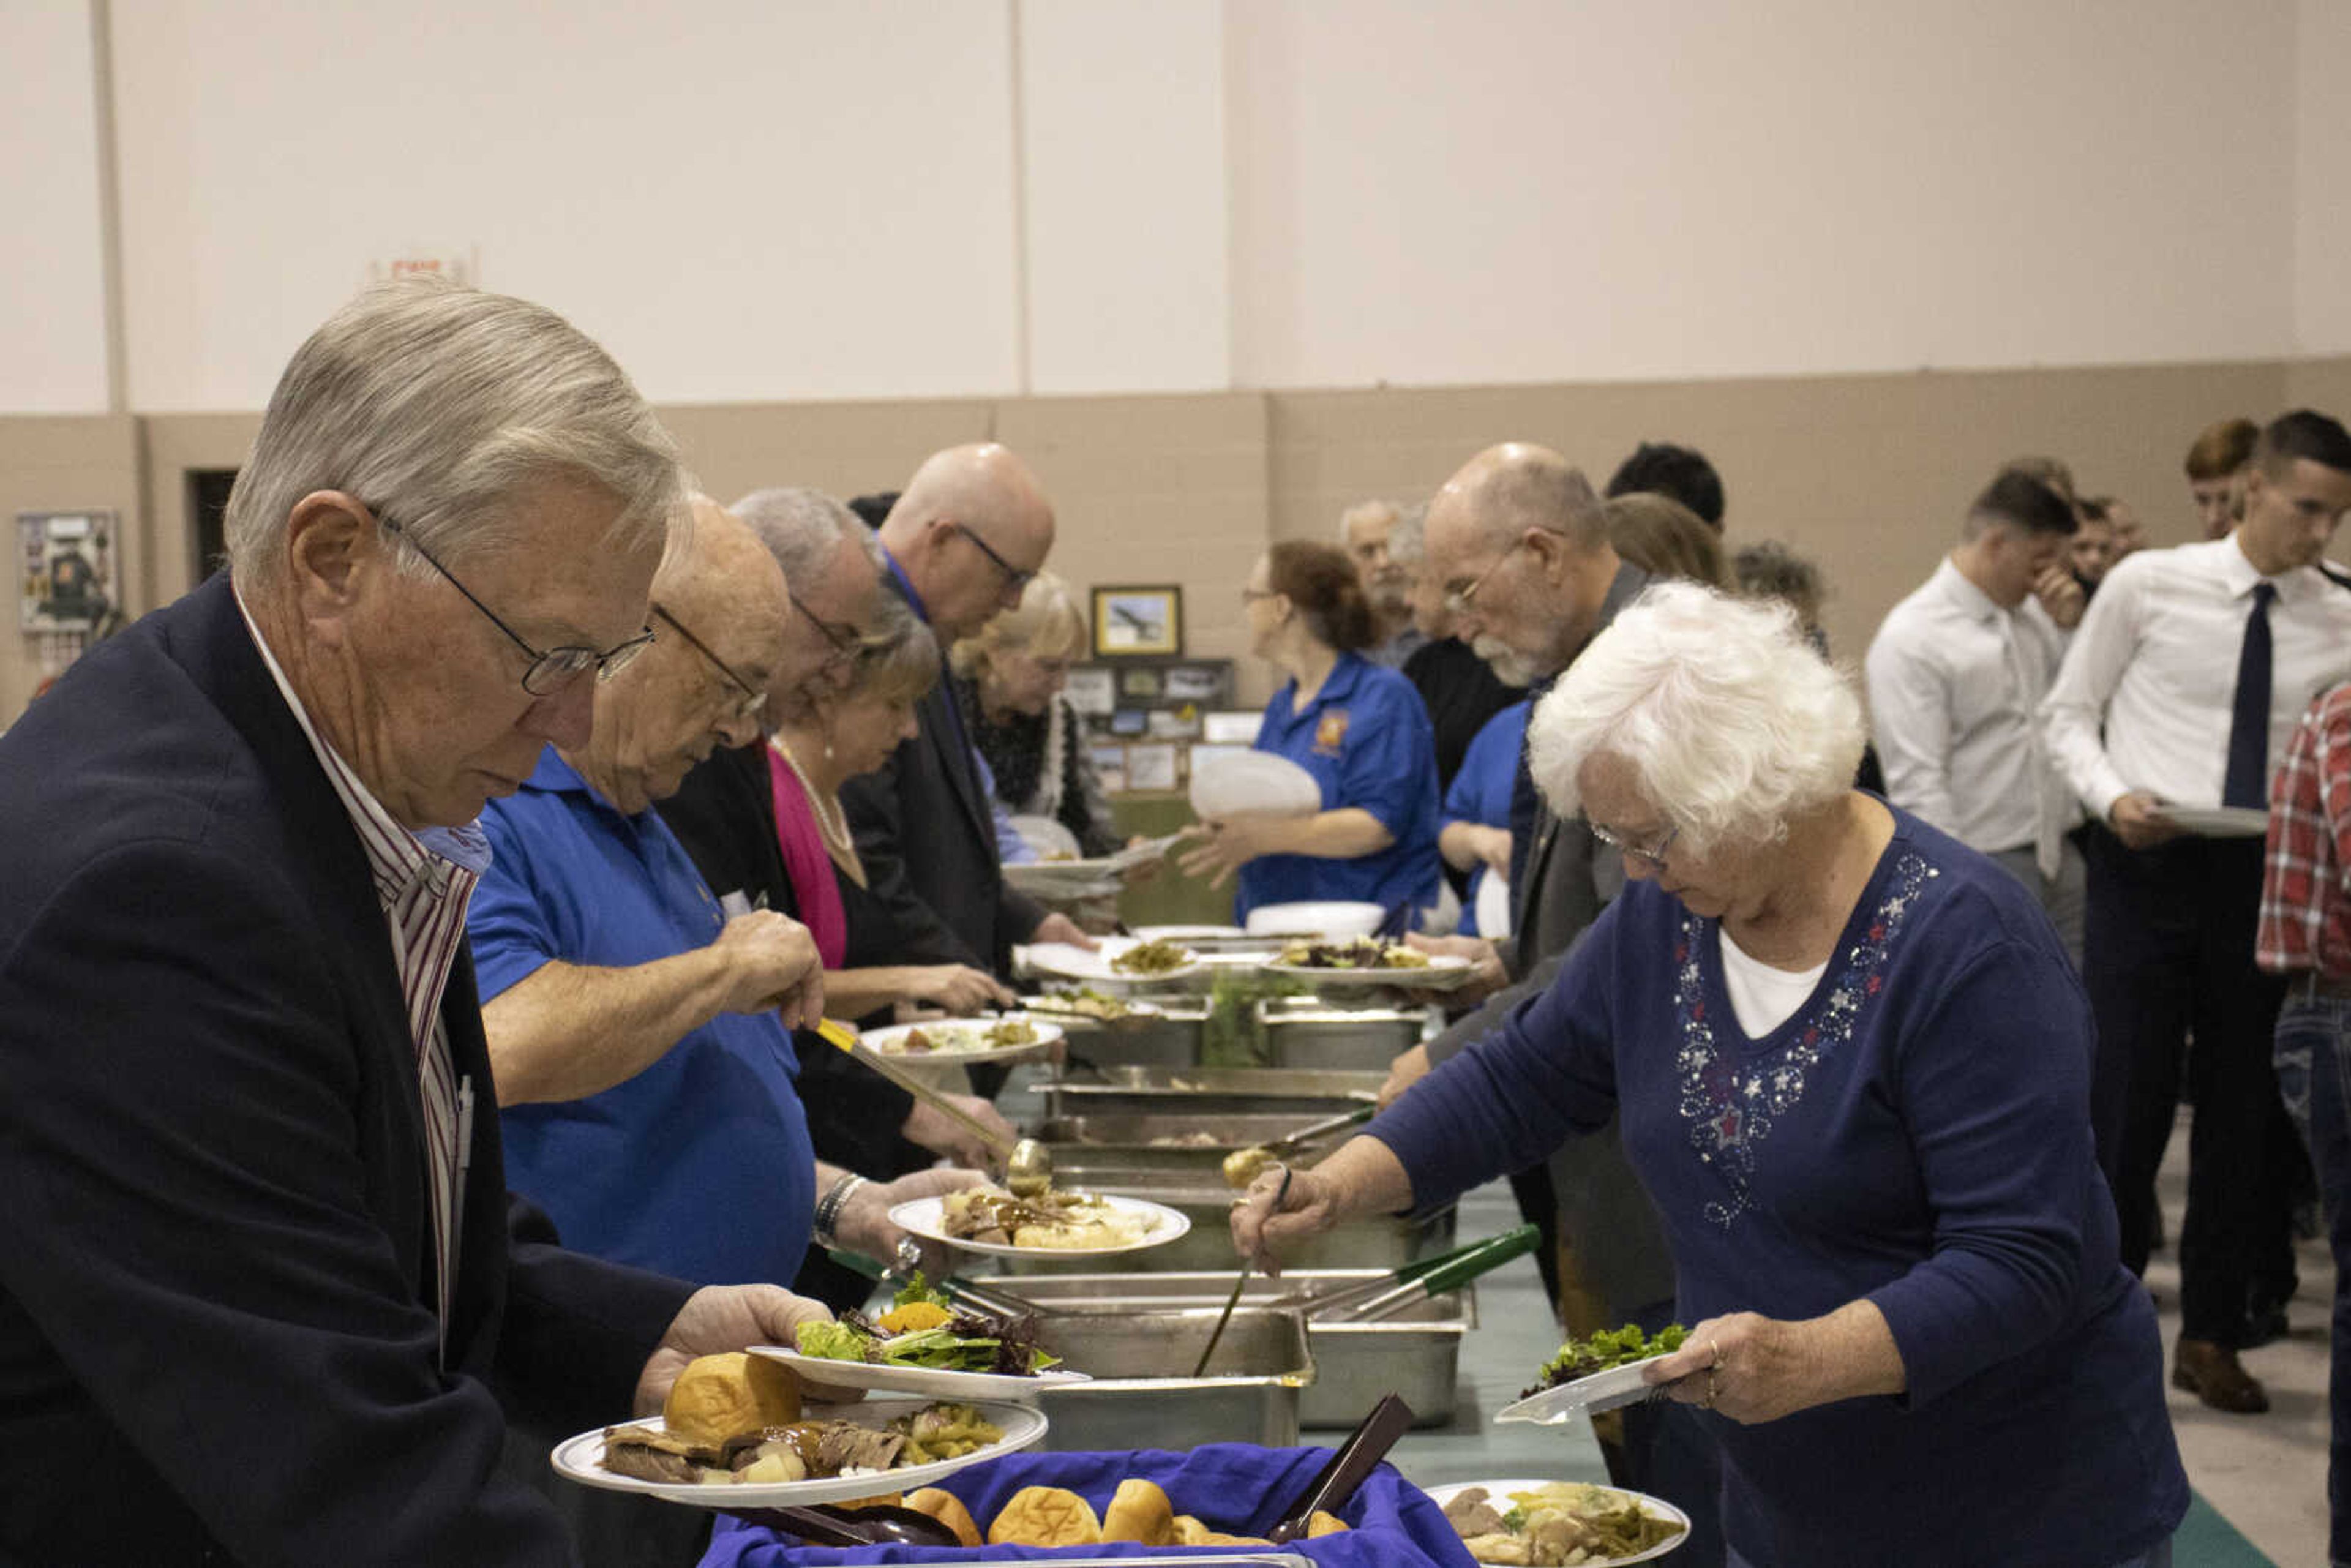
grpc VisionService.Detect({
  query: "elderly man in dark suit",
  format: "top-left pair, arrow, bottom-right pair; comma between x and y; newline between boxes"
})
1379,442 -> 1720,1564
0,279 -> 836,1567
842,444 -> 1094,972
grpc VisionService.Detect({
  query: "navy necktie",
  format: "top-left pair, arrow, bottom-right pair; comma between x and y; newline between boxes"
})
2222,581 -> 2278,809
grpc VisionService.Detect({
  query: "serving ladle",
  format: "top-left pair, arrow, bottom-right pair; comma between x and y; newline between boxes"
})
814,1018 -> 1054,1197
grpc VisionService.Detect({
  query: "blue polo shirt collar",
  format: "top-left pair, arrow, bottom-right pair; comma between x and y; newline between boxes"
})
1289,650 -> 1370,714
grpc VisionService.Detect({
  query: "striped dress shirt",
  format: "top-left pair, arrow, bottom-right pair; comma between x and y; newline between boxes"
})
234,590 -> 476,1361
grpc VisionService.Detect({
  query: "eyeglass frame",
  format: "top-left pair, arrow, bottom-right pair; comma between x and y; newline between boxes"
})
948,521 -> 1037,593
649,602 -> 767,719
1588,818 -> 1681,872
790,592 -> 868,665
376,511 -> 654,696
1442,538 -> 1531,617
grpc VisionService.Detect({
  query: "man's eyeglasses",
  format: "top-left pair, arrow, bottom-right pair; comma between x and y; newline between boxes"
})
949,522 -> 1037,593
379,512 -> 653,696
1588,819 -> 1681,872
650,603 -> 767,719
1442,539 -> 1529,616
791,593 -> 866,664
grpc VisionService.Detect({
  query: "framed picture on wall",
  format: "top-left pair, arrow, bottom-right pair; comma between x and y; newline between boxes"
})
1091,585 -> 1183,658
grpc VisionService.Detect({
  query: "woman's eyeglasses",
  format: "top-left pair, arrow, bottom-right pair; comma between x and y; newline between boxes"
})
1588,819 -> 1680,871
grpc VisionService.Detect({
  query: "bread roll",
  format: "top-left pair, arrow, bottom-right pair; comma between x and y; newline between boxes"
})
988,1485 -> 1102,1547
1171,1513 -> 1268,1545
1100,1478 -> 1176,1545
661,1352 -> 801,1449
902,1488 -> 982,1548
1308,1509 -> 1350,1536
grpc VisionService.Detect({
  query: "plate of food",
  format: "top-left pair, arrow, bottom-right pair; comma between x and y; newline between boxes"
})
1025,937 -> 1205,986
1496,1324 -> 1690,1425
550,1352 -> 1046,1507
890,1186 -> 1191,1259
755,1275 -> 1090,1400
1427,1479 -> 1690,1565
1261,938 -> 1477,991
1021,988 -> 1164,1024
859,1014 -> 1062,1066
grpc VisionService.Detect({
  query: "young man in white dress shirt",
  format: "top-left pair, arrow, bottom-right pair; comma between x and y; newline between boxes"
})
2042,409 -> 2351,1414
1867,468 -> 2087,962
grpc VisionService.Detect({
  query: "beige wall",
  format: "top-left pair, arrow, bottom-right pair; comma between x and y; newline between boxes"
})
15,357 -> 2351,726
18,1 -> 2336,419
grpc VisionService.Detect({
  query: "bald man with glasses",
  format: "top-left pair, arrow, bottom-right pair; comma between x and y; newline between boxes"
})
844,444 -> 1095,976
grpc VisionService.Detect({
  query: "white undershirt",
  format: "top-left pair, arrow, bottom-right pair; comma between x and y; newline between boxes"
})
1718,928 -> 1829,1037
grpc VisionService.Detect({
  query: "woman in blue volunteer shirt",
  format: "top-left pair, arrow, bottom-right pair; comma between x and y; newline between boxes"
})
1180,541 -> 1441,923
1441,698 -> 1530,938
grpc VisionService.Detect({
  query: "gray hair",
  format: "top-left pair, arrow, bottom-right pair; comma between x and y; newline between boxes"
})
846,593 -> 940,707
1338,498 -> 1402,547
225,276 -> 684,585
733,485 -> 885,587
1387,503 -> 1429,566
1527,580 -> 1864,857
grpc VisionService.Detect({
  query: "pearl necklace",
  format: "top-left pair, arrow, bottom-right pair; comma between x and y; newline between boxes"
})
769,737 -> 863,885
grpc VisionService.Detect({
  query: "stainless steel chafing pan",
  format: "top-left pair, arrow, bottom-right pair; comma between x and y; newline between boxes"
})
969,1269 -> 1474,1428
1038,1065 -> 1384,1120
1022,1307 -> 1314,1452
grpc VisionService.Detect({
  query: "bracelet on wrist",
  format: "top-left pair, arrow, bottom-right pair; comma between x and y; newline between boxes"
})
812,1172 -> 869,1250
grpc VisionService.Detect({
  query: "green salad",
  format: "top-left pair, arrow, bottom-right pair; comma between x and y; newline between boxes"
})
1523,1322 -> 1688,1398
795,1275 -> 1060,1377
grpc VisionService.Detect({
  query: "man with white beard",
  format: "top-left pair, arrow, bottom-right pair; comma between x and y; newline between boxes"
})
1340,498 -> 1426,668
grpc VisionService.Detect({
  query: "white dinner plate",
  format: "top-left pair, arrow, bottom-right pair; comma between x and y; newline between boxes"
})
751,1347 -> 1092,1401
1190,751 -> 1322,820
1010,814 -> 1084,861
549,1397 -> 1047,1507
1021,992 -> 1166,1023
2158,805 -> 2270,838
1243,901 -> 1387,939
888,1191 -> 1192,1259
1132,924 -> 1246,942
1261,955 -> 1477,991
1474,872 -> 1512,940
1024,937 -> 1205,986
1423,1479 -> 1690,1565
1494,1352 -> 1676,1425
858,1016 -> 1062,1067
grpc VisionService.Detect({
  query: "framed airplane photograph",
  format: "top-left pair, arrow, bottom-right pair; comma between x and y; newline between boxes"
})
1091,585 -> 1182,658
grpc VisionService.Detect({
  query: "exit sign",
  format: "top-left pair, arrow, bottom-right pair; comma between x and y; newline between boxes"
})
369,247 -> 476,286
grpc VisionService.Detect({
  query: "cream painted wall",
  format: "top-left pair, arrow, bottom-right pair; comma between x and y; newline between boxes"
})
0,1 -> 110,413
2296,0 -> 2351,354
1021,0 -> 1231,391
1226,0 -> 2296,387
108,0 -> 1024,411
4,0 -> 2313,420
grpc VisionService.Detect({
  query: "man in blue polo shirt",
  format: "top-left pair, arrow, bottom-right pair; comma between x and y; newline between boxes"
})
470,500 -> 975,1287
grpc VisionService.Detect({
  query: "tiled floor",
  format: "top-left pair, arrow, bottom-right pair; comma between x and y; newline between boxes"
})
2145,1112 -> 2331,1568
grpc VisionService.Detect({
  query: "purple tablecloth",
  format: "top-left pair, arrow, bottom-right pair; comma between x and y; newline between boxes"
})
696,1442 -> 1480,1566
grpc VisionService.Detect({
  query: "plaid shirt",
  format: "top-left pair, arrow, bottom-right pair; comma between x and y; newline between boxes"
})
2258,681 -> 2351,977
